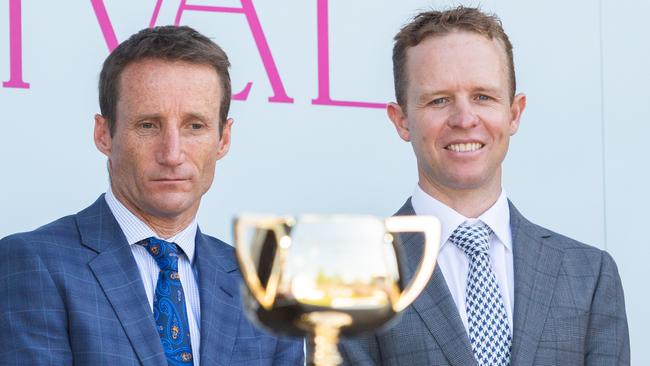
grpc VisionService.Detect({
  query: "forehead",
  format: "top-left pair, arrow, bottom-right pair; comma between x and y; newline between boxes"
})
404,31 -> 509,93
117,59 -> 221,116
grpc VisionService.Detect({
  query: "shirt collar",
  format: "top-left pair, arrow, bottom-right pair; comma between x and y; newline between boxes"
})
104,187 -> 197,263
411,185 -> 512,251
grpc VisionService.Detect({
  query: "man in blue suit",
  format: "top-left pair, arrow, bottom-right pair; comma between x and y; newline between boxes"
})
0,26 -> 303,365
341,7 -> 630,366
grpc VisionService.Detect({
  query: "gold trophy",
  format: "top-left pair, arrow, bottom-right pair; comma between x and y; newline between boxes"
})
234,214 -> 440,366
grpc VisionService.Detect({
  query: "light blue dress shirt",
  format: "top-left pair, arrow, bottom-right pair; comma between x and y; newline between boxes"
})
105,188 -> 202,365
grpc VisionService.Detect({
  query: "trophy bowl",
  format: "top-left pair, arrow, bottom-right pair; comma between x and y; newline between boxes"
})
234,214 -> 440,366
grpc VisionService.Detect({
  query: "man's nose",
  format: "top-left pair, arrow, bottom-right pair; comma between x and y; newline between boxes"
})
157,125 -> 184,166
447,99 -> 479,129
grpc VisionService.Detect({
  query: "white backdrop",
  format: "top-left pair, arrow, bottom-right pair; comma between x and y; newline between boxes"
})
1,0 -> 647,362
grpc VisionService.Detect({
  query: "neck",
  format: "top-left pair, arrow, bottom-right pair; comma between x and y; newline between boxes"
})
136,213 -> 195,239
111,191 -> 197,240
418,179 -> 502,219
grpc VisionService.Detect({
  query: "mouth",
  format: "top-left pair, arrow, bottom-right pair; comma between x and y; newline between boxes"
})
445,142 -> 484,153
152,178 -> 190,183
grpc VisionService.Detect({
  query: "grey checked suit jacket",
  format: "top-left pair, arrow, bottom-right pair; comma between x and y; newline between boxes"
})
0,195 -> 304,365
340,199 -> 629,366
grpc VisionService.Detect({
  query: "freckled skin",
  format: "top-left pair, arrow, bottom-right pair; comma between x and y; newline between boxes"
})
388,31 -> 526,216
94,59 -> 233,236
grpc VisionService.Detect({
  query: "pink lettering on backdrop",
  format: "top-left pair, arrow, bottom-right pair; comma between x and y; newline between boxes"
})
3,0 -> 29,88
150,0 -> 164,28
90,0 -> 164,52
312,0 -> 385,109
90,0 -> 119,52
175,0 -> 293,103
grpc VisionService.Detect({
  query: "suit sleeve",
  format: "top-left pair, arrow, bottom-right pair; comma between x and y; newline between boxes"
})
272,336 -> 305,366
585,251 -> 630,365
0,235 -> 72,365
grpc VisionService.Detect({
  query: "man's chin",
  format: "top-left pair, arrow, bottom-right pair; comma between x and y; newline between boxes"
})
144,194 -> 198,219
441,173 -> 497,192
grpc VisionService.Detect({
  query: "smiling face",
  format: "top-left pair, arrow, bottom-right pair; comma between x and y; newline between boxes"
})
94,59 -> 232,226
389,31 -> 526,205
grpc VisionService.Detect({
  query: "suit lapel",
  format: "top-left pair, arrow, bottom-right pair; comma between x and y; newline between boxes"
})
195,230 -> 241,366
397,200 -> 477,366
508,202 -> 564,366
78,196 -> 166,366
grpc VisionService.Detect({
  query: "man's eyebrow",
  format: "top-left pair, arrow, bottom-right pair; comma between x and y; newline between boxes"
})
185,112 -> 211,122
130,113 -> 215,123
416,86 -> 504,102
132,113 -> 162,122
473,86 -> 502,95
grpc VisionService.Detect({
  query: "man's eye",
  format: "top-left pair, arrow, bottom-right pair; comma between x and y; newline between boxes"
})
190,123 -> 204,130
477,94 -> 491,101
431,98 -> 447,105
140,122 -> 154,129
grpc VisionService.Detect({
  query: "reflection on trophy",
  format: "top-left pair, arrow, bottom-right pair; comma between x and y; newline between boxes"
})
234,214 -> 440,366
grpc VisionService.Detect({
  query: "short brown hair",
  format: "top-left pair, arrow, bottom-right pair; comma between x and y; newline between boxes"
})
393,6 -> 515,108
99,25 -> 231,136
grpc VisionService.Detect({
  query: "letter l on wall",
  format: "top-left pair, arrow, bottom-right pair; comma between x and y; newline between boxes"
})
312,0 -> 385,109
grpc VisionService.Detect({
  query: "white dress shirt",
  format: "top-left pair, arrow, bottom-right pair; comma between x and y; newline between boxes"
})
411,185 -> 514,333
105,188 -> 201,364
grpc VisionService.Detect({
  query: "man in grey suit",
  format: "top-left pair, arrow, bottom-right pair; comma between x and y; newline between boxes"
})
341,7 -> 629,366
0,26 -> 303,365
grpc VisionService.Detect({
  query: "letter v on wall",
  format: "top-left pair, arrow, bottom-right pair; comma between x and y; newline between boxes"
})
90,0 -> 164,52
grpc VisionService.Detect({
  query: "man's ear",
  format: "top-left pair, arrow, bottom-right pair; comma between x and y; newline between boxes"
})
216,117 -> 233,160
94,114 -> 112,156
387,102 -> 411,141
509,93 -> 527,136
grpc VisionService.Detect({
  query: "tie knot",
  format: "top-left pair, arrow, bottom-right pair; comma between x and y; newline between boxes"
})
141,237 -> 180,271
449,222 -> 492,257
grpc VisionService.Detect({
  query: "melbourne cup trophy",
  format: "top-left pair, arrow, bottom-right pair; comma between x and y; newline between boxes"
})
234,214 -> 441,366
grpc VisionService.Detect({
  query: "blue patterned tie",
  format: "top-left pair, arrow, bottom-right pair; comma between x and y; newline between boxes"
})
449,222 -> 511,366
141,237 -> 194,365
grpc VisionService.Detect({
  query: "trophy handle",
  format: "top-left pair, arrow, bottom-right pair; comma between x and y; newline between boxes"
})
385,215 -> 441,312
234,215 -> 295,309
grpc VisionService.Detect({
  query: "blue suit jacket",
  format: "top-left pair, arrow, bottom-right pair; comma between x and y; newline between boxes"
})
0,195 -> 304,365
340,199 -> 630,365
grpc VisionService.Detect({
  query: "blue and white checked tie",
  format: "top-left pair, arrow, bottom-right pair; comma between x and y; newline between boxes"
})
141,237 -> 194,365
449,222 -> 511,366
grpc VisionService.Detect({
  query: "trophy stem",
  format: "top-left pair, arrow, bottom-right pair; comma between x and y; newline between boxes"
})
301,311 -> 353,366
